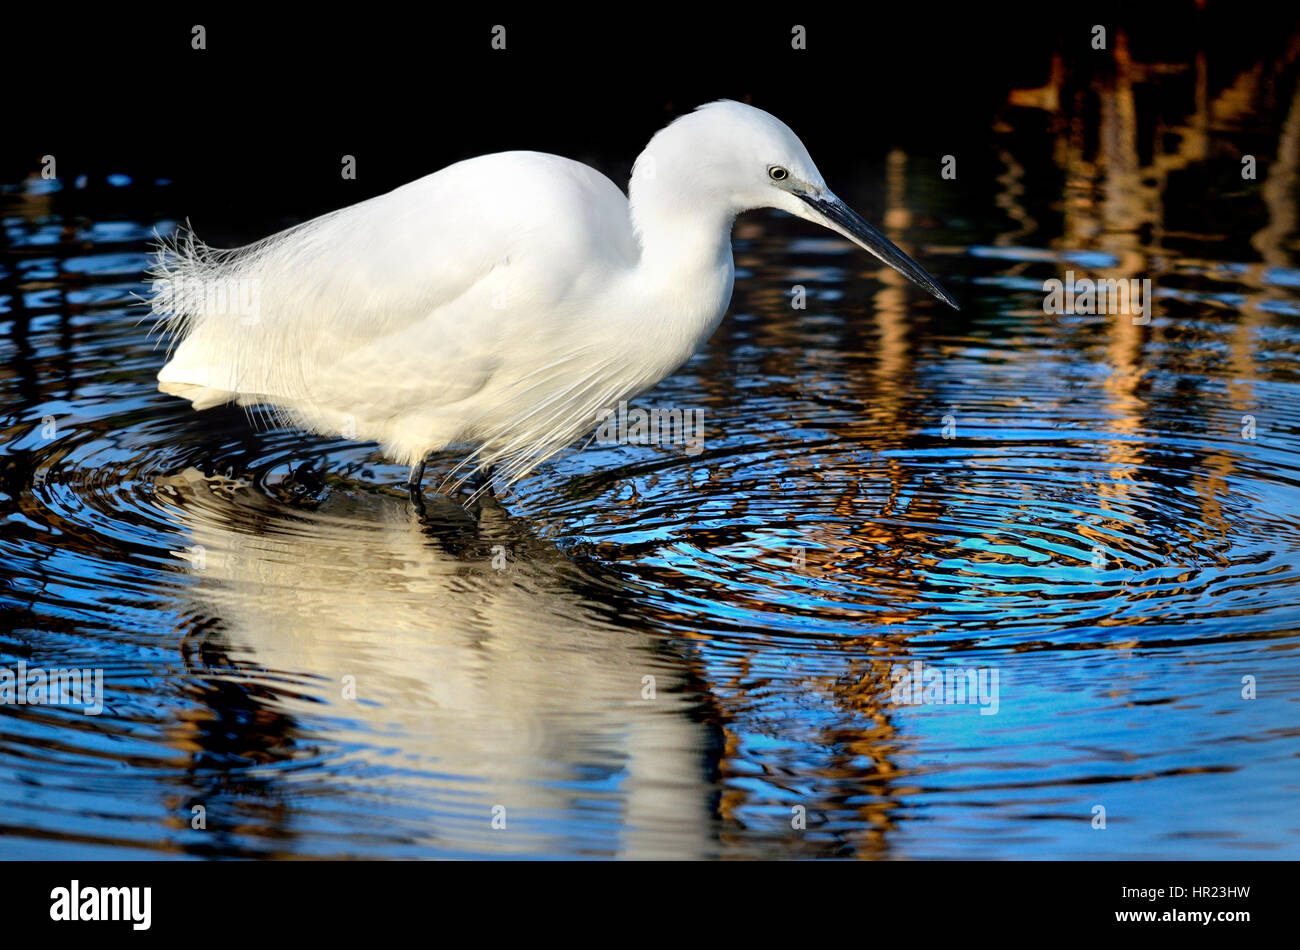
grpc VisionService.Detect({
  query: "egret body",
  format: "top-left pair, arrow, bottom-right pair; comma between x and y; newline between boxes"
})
151,100 -> 956,498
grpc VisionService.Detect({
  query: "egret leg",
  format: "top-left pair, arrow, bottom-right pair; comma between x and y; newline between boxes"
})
407,458 -> 427,509
466,465 -> 496,495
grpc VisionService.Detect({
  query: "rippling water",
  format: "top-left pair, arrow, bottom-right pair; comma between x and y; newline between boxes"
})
4,52 -> 1300,858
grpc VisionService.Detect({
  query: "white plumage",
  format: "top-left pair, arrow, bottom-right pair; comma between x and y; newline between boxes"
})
150,100 -> 956,496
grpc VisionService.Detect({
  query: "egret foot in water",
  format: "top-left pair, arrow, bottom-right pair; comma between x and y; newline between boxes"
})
463,466 -> 495,496
407,459 -> 428,511
407,459 -> 494,513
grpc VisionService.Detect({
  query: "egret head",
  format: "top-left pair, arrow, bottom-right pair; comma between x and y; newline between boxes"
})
633,100 -> 958,308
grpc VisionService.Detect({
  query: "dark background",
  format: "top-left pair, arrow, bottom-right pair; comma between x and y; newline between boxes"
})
4,3 -> 1297,237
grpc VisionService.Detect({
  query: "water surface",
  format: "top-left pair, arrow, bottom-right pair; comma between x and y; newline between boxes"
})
2,45 -> 1300,858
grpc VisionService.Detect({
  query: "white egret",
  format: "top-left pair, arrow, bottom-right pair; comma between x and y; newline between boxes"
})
150,100 -> 957,502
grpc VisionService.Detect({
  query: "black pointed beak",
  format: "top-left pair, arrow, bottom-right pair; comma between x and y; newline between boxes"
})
797,192 -> 959,309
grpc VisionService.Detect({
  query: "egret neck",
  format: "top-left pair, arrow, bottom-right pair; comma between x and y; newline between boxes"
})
625,151 -> 738,368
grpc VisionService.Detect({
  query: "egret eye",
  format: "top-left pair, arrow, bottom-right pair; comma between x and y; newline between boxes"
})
768,166 -> 789,181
